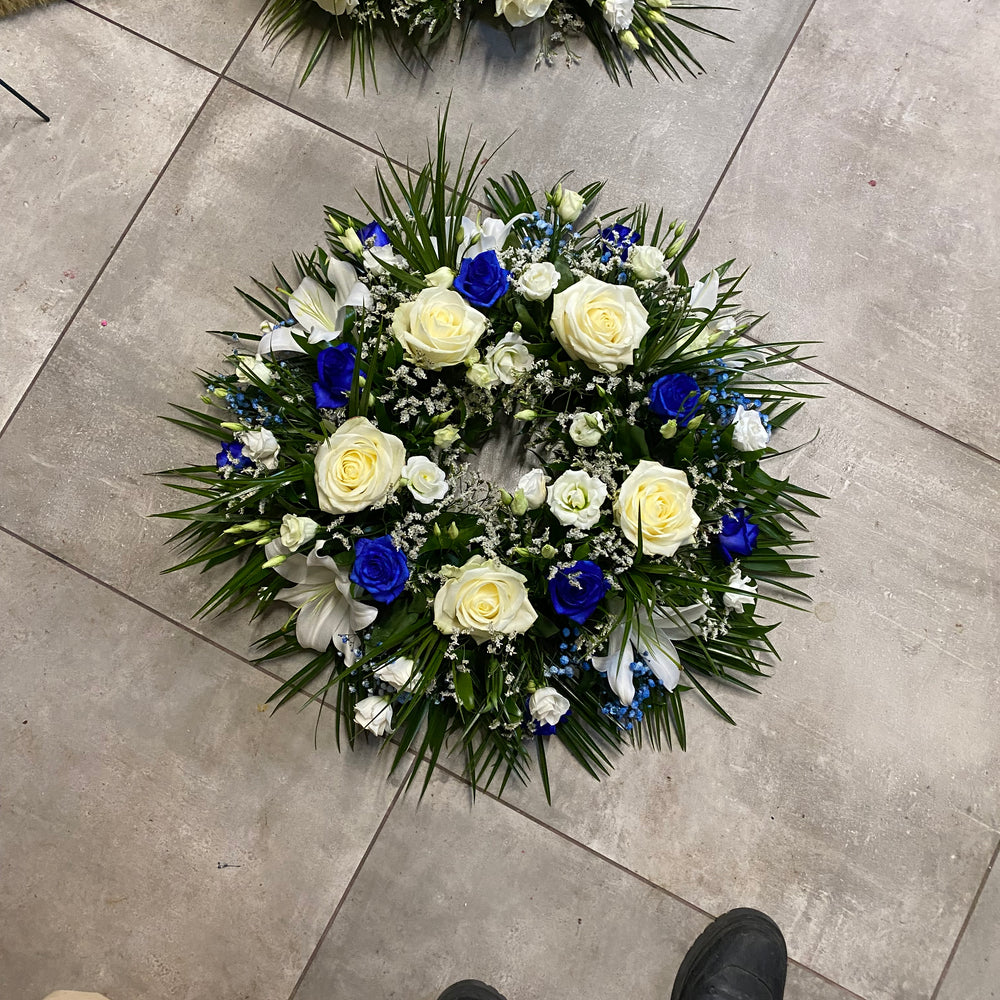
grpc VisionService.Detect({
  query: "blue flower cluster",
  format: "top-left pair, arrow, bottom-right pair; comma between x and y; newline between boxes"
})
543,626 -> 586,680
705,366 -> 772,433
211,385 -> 283,428
599,658 -> 659,732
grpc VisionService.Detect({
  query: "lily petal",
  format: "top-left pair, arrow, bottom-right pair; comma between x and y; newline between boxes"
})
288,276 -> 340,340
592,623 -> 635,707
689,270 -> 719,313
639,632 -> 681,691
654,602 -> 708,640
258,324 -> 307,356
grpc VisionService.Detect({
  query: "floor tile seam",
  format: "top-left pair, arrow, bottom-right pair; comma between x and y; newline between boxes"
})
693,0 -> 821,233
0,77 -> 223,442
0,523 -> 289,685
429,760 -> 868,999
285,760 -> 416,1000
63,0 -> 223,77
929,834 -> 1000,1000
742,333 -> 1000,468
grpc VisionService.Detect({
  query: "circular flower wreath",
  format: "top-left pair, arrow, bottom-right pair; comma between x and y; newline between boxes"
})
262,0 -> 727,89
161,126 -> 820,798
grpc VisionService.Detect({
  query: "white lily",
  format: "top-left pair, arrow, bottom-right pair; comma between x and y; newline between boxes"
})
592,602 -> 707,706
264,541 -> 377,663
283,263 -> 372,346
453,213 -> 532,260
689,269 -> 719,313
258,322 -> 309,357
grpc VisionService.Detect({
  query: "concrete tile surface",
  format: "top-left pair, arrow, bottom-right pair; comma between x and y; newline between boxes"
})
79,0 -> 267,70
227,0 -> 813,223
0,2 -> 215,427
0,531 -> 404,1000
294,771 -> 856,1000
694,0 -> 1000,458
495,380 -> 1000,1000
937,846 -> 1000,1000
0,81 -> 387,660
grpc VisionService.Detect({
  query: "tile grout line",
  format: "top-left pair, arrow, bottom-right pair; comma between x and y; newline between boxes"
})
929,834 -> 1000,1000
693,0 -> 821,233
0,2 -> 261,444
0,524 -> 287,685
285,762 -> 415,1000
430,761 -> 869,999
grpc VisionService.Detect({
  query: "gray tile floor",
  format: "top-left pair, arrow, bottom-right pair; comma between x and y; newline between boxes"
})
1,1 -> 997,999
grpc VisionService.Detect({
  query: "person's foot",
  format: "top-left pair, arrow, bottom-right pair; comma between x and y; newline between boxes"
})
671,908 -> 787,1000
436,981 -> 507,1000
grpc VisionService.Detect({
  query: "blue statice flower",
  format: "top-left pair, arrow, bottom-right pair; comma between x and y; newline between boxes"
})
216,440 -> 251,472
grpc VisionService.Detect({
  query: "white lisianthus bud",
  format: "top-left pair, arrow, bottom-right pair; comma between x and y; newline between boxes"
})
486,331 -> 534,383
466,362 -> 499,388
619,29 -> 640,50
424,266 -> 455,288
233,354 -> 273,385
659,419 -> 678,440
554,185 -> 585,223
434,425 -> 460,447
517,469 -> 549,510
374,657 -> 420,693
402,455 -> 449,503
723,568 -> 758,612
628,245 -> 668,281
238,428 -> 280,470
540,544 -> 558,559
569,411 -> 606,447
354,695 -> 393,736
514,409 -> 537,421
517,262 -> 561,302
510,490 -> 529,516
339,227 -> 364,256
731,405 -> 770,451
279,514 -> 320,552
529,687 -> 570,727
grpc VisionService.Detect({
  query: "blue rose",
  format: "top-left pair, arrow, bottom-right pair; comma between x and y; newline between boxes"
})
600,224 -> 639,260
358,221 -> 390,247
717,508 -> 759,563
350,536 -> 410,603
648,373 -> 701,426
216,441 -> 251,471
313,342 -> 361,410
548,560 -> 610,624
453,250 -> 510,309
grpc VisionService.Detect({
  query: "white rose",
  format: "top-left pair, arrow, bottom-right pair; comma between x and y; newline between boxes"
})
517,262 -> 561,302
238,428 -> 280,470
550,275 -> 649,372
314,416 -> 405,514
391,286 -> 487,369
628,245 -> 668,281
486,332 -> 534,384
495,0 -> 552,27
233,353 -> 273,385
547,470 -> 608,529
279,514 -> 319,552
362,244 -> 404,276
316,0 -> 360,15
466,362 -> 499,388
529,687 -> 570,727
554,186 -> 585,223
433,555 -> 538,643
569,411 -> 605,447
723,569 -> 757,612
615,460 -> 700,557
603,0 -> 634,31
517,469 -> 549,510
402,455 -> 449,503
424,266 -> 455,288
731,405 -> 770,451
434,425 -> 460,447
354,695 -> 392,736
374,656 -> 420,693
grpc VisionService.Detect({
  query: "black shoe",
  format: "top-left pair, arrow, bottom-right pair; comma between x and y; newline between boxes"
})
436,981 -> 507,1000
671,908 -> 787,1000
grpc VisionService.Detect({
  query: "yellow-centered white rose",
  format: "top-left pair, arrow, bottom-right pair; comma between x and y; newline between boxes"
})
433,555 -> 538,643
550,275 -> 649,372
615,460 -> 700,556
314,416 -> 405,514
392,286 -> 487,369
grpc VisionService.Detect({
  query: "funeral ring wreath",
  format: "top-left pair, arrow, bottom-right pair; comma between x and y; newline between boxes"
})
160,124 -> 821,798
